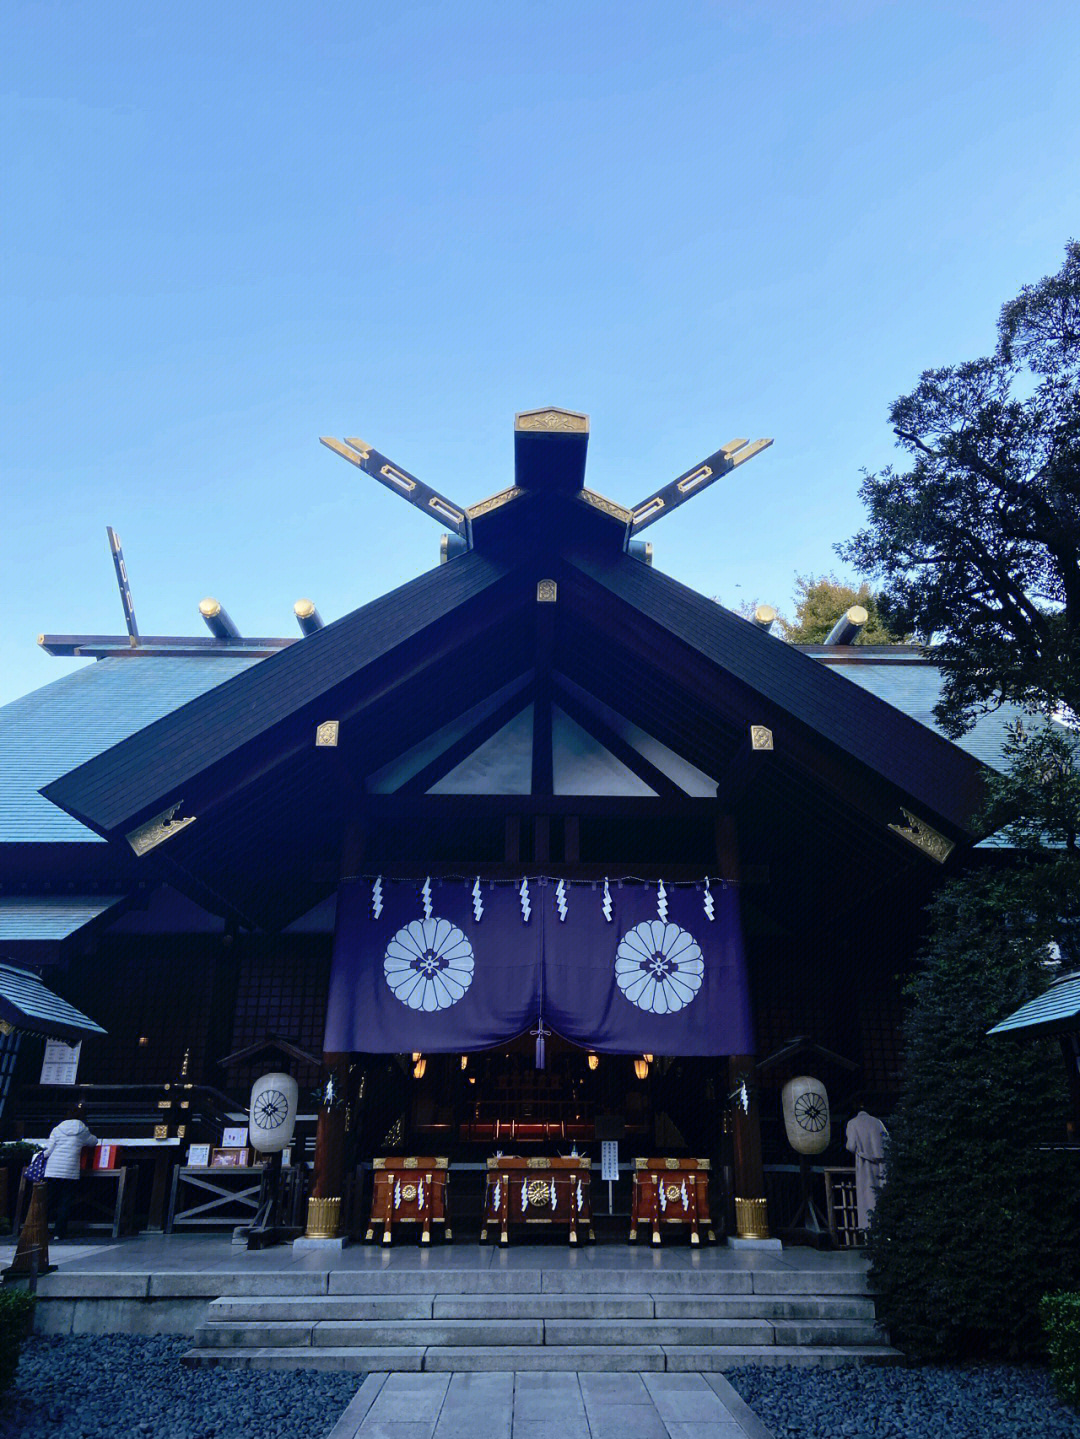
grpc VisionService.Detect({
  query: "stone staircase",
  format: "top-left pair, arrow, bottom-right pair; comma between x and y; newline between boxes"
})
184,1263 -> 899,1371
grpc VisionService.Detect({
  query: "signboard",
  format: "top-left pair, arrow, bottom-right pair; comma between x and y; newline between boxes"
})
222,1126 -> 248,1148
187,1143 -> 211,1167
40,1039 -> 81,1086
601,1140 -> 619,1183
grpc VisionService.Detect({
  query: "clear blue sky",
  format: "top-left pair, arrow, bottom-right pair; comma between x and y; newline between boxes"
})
3,0 -> 1078,703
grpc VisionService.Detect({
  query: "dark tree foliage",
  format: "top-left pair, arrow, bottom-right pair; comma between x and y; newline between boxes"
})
867,870 -> 1080,1361
840,241 -> 1080,736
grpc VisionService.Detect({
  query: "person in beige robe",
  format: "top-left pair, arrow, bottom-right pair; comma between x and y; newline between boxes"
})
845,1109 -> 888,1229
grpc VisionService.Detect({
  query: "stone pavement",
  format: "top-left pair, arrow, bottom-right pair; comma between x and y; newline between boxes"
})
326,1370 -> 775,1439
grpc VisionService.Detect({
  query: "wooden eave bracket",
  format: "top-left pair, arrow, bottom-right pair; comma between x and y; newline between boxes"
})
125,802 -> 196,857
888,808 -> 956,863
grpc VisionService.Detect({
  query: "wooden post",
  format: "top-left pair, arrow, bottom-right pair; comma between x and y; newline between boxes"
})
716,809 -> 771,1241
728,1054 -> 770,1239
306,815 -> 364,1241
306,1051 -> 349,1239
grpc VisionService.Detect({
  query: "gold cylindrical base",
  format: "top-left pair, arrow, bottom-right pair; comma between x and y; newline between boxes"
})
305,1196 -> 341,1239
734,1196 -> 770,1240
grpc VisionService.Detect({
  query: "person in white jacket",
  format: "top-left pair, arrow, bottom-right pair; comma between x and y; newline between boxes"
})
43,1105 -> 97,1240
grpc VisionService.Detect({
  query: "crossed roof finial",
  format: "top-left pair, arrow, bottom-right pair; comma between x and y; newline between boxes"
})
320,408 -> 772,553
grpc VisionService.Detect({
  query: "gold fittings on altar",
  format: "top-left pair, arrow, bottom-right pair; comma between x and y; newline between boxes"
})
305,1196 -> 341,1239
734,1196 -> 770,1240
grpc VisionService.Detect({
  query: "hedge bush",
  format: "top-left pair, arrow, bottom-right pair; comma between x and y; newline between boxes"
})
867,870 -> 1080,1360
0,1288 -> 35,1394
1042,1293 -> 1080,1406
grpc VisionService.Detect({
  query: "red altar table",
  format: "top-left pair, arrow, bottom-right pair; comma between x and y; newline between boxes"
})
365,1157 -> 450,1245
481,1156 -> 593,1245
629,1157 -> 714,1245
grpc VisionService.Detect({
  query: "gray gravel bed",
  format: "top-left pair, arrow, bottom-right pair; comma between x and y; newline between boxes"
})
0,1335 -> 362,1439
727,1362 -> 1080,1439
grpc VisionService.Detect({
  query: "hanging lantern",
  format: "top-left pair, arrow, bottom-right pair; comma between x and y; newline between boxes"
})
411,1052 -> 422,1062
643,1054 -> 654,1063
248,1072 -> 299,1154
634,1057 -> 650,1080
460,1055 -> 468,1071
587,1053 -> 599,1071
781,1075 -> 831,1155
412,1055 -> 427,1079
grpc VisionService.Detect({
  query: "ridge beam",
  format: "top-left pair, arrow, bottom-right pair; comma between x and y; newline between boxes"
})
627,437 -> 773,536
320,436 -> 471,540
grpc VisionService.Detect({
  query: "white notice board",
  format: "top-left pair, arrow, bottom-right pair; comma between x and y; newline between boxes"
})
600,1140 -> 619,1182
40,1040 -> 81,1086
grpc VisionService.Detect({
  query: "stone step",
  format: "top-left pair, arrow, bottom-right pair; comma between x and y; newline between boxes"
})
194,1318 -> 547,1348
205,1292 -> 876,1322
543,1318 -> 883,1348
183,1342 -> 902,1372
208,1296 -> 438,1323
195,1314 -> 883,1351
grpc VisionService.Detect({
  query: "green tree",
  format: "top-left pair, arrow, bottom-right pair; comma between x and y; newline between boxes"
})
869,714 -> 1080,1360
839,241 -> 1080,736
866,868 -> 1080,1361
777,574 -> 904,644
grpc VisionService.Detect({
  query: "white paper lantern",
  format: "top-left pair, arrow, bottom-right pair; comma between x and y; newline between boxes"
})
781,1075 -> 831,1156
248,1071 -> 298,1153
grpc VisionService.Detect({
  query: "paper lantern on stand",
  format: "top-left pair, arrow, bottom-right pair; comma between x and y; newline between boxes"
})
248,1072 -> 299,1154
781,1075 -> 831,1156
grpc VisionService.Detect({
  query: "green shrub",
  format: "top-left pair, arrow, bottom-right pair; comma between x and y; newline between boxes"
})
1042,1293 -> 1080,1406
0,1288 -> 35,1394
867,870 -> 1080,1361
0,1143 -> 37,1174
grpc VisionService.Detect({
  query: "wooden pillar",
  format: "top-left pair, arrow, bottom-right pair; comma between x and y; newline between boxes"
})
306,815 -> 364,1240
306,1052 -> 349,1237
716,809 -> 771,1240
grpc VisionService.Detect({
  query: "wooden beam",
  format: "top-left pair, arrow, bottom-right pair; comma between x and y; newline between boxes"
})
717,724 -> 774,808
532,591 -> 555,796
552,680 -> 684,798
399,687 -> 533,794
360,794 -> 717,820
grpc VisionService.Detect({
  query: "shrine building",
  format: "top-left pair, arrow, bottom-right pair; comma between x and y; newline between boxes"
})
0,407 -> 1023,1243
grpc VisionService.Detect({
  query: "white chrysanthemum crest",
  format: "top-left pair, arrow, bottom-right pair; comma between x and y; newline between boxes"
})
556,879 -> 568,921
384,918 -> 475,1012
472,878 -> 484,922
602,878 -> 612,923
520,877 -> 531,922
421,876 -> 433,920
615,919 -> 704,1015
703,878 -> 714,921
657,879 -> 668,922
372,875 -> 384,920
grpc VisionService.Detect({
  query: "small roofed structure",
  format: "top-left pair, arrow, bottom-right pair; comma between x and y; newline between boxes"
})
988,970 -> 1080,1132
0,961 -> 106,1043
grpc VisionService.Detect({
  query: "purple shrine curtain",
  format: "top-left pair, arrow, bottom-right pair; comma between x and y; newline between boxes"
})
324,877 -> 754,1056
324,878 -> 541,1053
